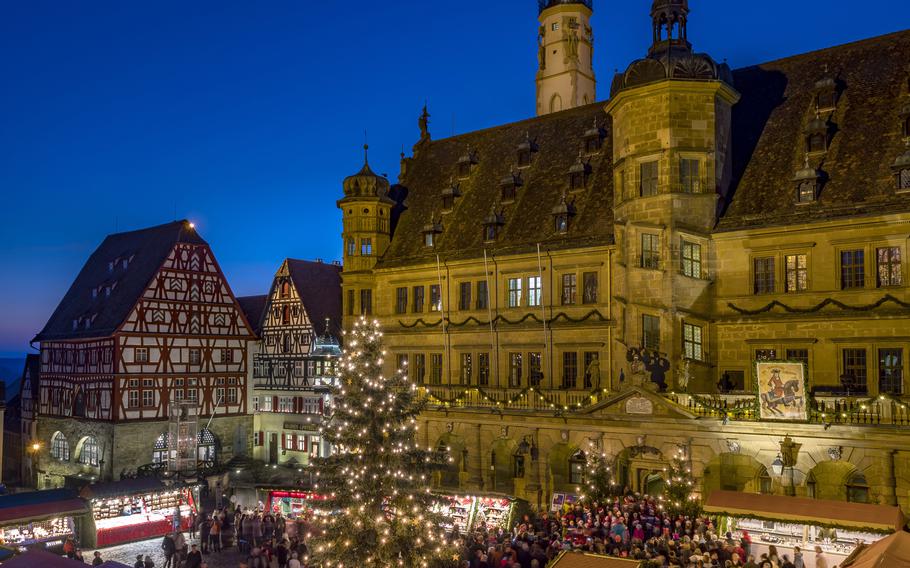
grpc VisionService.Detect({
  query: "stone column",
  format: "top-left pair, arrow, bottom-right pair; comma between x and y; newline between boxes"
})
880,450 -> 897,506
469,424 -> 484,488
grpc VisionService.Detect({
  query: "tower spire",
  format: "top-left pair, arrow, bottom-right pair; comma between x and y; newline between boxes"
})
535,0 -> 596,116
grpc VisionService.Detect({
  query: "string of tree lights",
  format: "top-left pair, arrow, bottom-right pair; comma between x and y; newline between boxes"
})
659,446 -> 701,518
309,317 -> 457,568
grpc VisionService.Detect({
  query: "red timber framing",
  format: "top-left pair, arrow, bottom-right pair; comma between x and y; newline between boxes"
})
38,241 -> 254,423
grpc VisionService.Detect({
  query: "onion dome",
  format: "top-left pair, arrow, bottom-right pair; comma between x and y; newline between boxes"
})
342,144 -> 391,201
611,0 -> 733,97
551,192 -> 577,217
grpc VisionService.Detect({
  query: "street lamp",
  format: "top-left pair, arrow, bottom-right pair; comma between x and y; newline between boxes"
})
27,440 -> 42,489
770,453 -> 784,476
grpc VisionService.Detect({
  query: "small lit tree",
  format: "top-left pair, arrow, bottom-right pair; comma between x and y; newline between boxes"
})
660,445 -> 701,517
580,439 -> 615,505
309,317 -> 455,568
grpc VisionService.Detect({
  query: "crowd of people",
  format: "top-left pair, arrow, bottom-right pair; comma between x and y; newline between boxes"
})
456,493 -> 834,568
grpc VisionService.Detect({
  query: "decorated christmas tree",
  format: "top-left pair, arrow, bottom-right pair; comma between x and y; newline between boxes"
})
660,446 -> 701,517
309,317 -> 455,568
580,440 -> 616,505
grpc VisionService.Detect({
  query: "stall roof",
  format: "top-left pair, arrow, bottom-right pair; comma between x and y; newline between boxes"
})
0,489 -> 88,525
80,477 -> 170,500
550,552 -> 642,568
841,530 -> 910,567
704,490 -> 906,532
1,549 -> 89,567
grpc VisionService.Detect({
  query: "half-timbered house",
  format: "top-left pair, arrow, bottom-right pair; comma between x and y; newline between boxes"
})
248,259 -> 342,466
31,220 -> 256,486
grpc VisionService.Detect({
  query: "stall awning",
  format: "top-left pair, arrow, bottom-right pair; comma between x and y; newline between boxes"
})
704,490 -> 906,533
841,530 -> 910,567
0,489 -> 88,525
1,549 -> 87,567
80,477 -> 170,500
550,551 -> 642,567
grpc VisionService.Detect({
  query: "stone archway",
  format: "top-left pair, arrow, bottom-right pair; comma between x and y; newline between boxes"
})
548,442 -> 582,492
703,452 -> 769,495
490,437 -> 518,494
615,445 -> 666,495
434,432 -> 466,489
807,461 -> 869,502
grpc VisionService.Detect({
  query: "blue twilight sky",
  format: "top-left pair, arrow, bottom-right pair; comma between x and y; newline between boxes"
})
1,1 -> 908,357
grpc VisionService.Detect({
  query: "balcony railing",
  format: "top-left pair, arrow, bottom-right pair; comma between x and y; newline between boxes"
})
418,386 -> 910,426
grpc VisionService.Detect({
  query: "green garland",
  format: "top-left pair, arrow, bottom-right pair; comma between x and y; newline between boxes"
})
728,294 -> 910,316
421,385 -> 605,412
686,393 -> 759,418
398,309 -> 609,329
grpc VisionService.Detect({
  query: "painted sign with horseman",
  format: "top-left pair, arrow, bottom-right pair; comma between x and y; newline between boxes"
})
755,361 -> 807,421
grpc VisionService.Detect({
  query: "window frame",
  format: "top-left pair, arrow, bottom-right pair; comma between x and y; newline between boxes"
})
360,238 -> 373,256
562,351 -> 578,389
412,286 -> 425,313
842,347 -> 868,390
785,253 -> 809,293
642,314 -> 660,351
876,246 -> 903,288
640,160 -> 659,197
561,273 -> 577,305
840,249 -> 866,290
681,240 -> 702,279
429,284 -> 442,312
395,287 -> 408,314
509,352 -> 523,387
641,233 -> 660,270
679,157 -> 700,193
507,278 -> 523,308
527,276 -> 542,307
458,282 -> 472,311
753,256 -> 775,295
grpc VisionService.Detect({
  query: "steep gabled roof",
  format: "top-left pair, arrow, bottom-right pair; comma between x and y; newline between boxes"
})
286,259 -> 343,336
379,102 -> 614,268
33,220 -> 206,342
236,294 -> 268,336
720,29 -> 910,229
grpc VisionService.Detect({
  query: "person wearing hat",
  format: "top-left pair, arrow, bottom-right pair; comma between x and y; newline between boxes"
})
134,554 -> 144,568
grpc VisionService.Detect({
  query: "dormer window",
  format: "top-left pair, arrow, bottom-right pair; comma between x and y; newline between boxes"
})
814,77 -> 839,112
583,118 -> 605,154
893,141 -> 910,192
568,153 -> 590,192
500,171 -> 523,202
422,219 -> 443,248
482,208 -> 504,242
794,155 -> 822,204
516,132 -> 538,168
440,179 -> 461,212
551,192 -> 576,234
456,147 -> 478,179
805,113 -> 830,154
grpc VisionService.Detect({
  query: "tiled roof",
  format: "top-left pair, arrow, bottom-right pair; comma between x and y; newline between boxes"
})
33,220 -> 206,342
236,294 -> 268,336
378,103 -> 614,268
720,29 -> 910,230
286,259 -> 343,336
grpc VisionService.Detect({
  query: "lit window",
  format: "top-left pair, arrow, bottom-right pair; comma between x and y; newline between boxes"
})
876,247 -> 902,287
424,232 -> 435,247
561,273 -> 577,305
509,353 -> 523,387
551,22 -> 559,31
460,353 -> 472,385
681,240 -> 701,278
785,254 -> 808,292
78,436 -> 100,466
683,322 -> 703,361
50,431 -> 70,461
528,276 -> 542,307
429,284 -> 442,312
798,181 -> 816,203
507,278 -> 522,308
582,272 -> 597,304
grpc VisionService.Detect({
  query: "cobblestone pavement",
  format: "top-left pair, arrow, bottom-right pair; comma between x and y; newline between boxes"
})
94,534 -> 250,568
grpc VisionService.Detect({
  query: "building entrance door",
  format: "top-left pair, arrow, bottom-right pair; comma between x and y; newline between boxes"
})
269,433 -> 279,464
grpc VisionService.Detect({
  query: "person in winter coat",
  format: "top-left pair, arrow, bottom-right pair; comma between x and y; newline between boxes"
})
161,533 -> 177,568
134,555 -> 145,568
185,544 -> 203,568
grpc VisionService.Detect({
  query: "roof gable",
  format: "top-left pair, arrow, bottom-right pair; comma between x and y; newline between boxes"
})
236,294 -> 268,336
286,259 -> 342,336
582,385 -> 697,420
34,220 -> 206,342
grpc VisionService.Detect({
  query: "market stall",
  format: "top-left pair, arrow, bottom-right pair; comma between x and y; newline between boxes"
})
264,489 -> 326,519
433,493 -> 519,533
705,490 -> 905,568
81,478 -> 197,547
0,489 -> 88,553
550,551 -> 642,567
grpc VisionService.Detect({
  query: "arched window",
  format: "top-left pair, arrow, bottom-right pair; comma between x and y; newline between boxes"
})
280,281 -> 291,299
78,436 -> 100,466
153,433 -> 169,464
758,465 -> 772,494
197,428 -> 217,461
50,431 -> 70,461
550,93 -> 563,113
846,471 -> 870,503
569,450 -> 586,485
